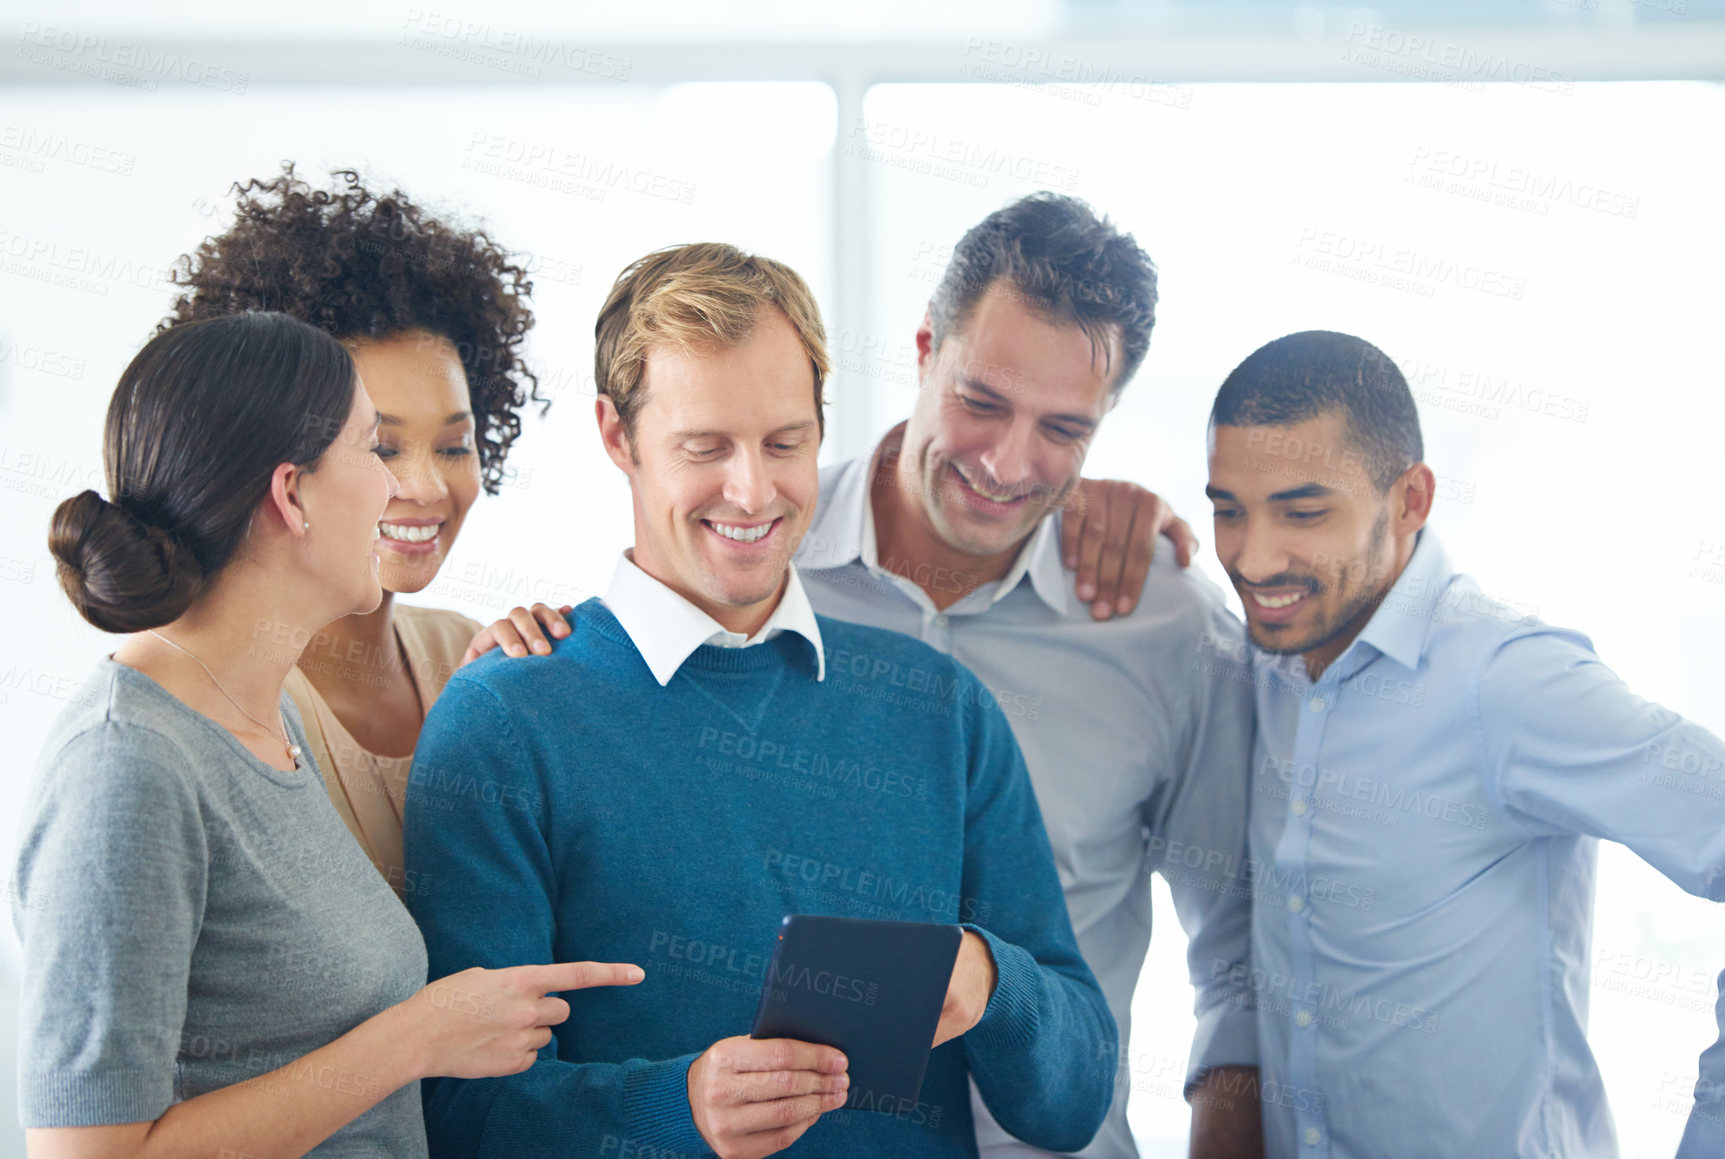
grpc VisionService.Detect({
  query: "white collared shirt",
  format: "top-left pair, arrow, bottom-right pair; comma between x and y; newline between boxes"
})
601,551 -> 825,687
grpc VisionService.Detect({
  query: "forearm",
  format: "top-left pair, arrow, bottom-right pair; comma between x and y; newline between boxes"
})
962,928 -> 1118,1154
29,1005 -> 423,1159
1188,1066 -> 1264,1159
1177,888 -> 1258,1088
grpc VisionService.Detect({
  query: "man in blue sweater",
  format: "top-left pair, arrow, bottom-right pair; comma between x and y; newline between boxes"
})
404,242 -> 1116,1159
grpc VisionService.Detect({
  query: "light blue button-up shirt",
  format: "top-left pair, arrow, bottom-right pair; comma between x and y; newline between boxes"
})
1243,528 -> 1725,1158
797,437 -> 1258,1159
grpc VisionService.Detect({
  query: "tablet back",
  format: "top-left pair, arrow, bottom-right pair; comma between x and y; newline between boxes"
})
750,914 -> 963,1110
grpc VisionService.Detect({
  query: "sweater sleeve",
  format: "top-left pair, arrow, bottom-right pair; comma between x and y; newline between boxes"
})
11,725 -> 206,1126
403,671 -> 708,1159
955,674 -> 1118,1153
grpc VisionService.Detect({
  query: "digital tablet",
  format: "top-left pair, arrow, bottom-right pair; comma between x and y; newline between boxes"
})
749,914 -> 963,1109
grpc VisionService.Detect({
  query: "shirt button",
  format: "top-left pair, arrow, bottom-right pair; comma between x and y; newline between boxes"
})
933,615 -> 948,628
1288,895 -> 1305,913
1295,1010 -> 1313,1028
1308,697 -> 1326,713
1305,1127 -> 1321,1146
1291,800 -> 1308,816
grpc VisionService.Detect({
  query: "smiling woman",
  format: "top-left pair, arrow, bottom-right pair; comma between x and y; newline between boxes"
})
161,164 -> 558,895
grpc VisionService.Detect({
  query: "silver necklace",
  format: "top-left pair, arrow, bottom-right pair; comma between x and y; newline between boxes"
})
146,629 -> 302,766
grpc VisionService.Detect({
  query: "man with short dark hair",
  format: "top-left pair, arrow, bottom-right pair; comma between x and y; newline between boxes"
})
796,194 -> 1262,1158
1205,329 -> 1725,1158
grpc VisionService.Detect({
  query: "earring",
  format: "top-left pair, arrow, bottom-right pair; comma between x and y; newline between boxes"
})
303,521 -> 310,531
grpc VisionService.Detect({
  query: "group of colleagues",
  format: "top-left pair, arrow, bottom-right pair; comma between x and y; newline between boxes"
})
12,164 -> 1725,1159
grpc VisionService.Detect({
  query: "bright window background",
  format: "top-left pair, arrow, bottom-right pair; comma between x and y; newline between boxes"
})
3,63 -> 1724,1159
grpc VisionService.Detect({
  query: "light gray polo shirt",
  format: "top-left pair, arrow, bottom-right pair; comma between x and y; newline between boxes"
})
11,659 -> 429,1157
798,440 -> 1257,1159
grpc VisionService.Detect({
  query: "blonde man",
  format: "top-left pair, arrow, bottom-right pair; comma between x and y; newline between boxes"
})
404,243 -> 1116,1159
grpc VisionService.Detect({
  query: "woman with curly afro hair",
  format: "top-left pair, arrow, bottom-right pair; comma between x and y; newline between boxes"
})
164,163 -> 568,896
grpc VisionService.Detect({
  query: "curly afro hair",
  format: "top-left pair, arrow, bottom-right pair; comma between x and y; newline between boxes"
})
160,162 -> 545,495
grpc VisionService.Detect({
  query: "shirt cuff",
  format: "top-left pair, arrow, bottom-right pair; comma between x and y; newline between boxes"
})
1184,996 -> 1259,1095
962,924 -> 1042,1053
621,1052 -> 707,1158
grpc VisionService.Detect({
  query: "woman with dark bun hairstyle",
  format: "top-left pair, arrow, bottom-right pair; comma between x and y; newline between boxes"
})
17,312 -> 640,1159
163,164 -> 567,897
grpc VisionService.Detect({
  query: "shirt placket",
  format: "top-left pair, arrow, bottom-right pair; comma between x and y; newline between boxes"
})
872,564 -> 974,655
923,585 -> 1001,654
923,608 -> 954,653
1276,666 -> 1337,1157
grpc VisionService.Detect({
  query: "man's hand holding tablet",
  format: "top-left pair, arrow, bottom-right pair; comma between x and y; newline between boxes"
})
691,916 -> 993,1157
686,1035 -> 851,1159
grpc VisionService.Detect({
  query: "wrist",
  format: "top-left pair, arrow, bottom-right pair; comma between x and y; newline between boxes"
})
685,1053 -> 708,1141
957,926 -> 1045,1052
976,933 -> 999,999
377,991 -> 435,1083
963,930 -> 998,1033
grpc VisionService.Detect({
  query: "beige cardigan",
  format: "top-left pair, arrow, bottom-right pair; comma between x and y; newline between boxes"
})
284,604 -> 479,898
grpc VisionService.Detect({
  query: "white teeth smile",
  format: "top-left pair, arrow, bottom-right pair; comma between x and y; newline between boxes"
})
710,520 -> 773,543
957,468 -> 1021,503
379,522 -> 439,543
1252,591 -> 1307,610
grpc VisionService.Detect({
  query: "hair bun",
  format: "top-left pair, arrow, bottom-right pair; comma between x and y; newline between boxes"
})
49,490 -> 204,634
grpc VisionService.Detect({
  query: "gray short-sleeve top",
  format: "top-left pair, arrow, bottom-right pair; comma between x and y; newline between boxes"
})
11,659 -> 430,1157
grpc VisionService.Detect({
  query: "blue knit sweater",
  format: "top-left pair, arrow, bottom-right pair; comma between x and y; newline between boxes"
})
403,598 -> 1115,1158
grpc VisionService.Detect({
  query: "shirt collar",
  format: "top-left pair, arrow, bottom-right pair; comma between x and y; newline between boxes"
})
1008,514 -> 1071,614
802,425 -> 1068,615
798,446 -> 872,574
1352,528 -> 1452,671
602,552 -> 825,687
